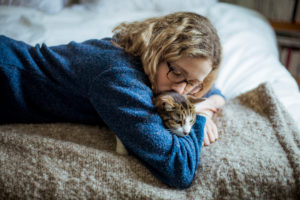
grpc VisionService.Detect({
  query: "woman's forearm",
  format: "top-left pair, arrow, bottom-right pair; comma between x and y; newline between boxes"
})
195,94 -> 225,118
207,94 -> 225,109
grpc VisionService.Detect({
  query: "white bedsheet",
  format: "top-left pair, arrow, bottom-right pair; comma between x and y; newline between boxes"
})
0,2 -> 299,128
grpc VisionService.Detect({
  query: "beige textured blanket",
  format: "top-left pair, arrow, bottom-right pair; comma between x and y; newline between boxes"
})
1,83 -> 299,199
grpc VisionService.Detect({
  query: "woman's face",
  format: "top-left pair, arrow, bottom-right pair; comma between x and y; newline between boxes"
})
155,57 -> 212,95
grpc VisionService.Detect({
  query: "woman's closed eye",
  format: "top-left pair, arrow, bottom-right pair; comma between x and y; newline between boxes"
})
172,69 -> 182,76
167,63 -> 183,76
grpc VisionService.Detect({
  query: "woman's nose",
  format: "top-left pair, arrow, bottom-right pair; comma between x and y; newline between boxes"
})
171,82 -> 187,94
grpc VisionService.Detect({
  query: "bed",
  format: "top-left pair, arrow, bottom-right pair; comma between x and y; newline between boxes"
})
0,0 -> 300,199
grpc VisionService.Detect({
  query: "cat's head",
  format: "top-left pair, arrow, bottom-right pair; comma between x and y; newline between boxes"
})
153,91 -> 205,137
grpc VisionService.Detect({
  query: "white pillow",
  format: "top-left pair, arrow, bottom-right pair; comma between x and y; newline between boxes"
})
206,3 -> 300,127
78,0 -> 218,12
0,0 -> 70,13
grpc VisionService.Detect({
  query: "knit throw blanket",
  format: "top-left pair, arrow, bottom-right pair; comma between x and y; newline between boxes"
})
1,83 -> 299,199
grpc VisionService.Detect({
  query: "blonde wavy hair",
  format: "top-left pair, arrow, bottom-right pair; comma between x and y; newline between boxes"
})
112,12 -> 221,96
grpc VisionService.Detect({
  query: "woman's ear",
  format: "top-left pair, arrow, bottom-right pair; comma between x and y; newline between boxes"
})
186,95 -> 206,104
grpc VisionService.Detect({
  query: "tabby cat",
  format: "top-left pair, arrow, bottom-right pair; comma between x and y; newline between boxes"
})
116,91 -> 205,155
153,91 -> 205,137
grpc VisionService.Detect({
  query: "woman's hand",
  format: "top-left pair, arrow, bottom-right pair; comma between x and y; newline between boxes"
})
196,108 -> 219,146
193,95 -> 225,146
203,115 -> 218,146
194,98 -> 218,118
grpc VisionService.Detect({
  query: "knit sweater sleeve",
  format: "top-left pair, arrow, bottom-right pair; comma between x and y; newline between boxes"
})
89,65 -> 206,189
203,84 -> 226,99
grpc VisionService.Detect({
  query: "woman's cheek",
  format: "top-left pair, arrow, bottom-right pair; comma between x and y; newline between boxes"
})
157,78 -> 171,93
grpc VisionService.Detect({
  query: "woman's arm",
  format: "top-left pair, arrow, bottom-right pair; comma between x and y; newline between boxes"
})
195,94 -> 225,118
209,94 -> 226,108
194,86 -> 226,146
88,66 -> 206,189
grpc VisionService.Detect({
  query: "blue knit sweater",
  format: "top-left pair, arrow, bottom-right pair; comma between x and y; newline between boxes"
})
0,35 -> 224,188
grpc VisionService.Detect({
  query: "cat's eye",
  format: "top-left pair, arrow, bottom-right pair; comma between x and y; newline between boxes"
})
174,120 -> 182,124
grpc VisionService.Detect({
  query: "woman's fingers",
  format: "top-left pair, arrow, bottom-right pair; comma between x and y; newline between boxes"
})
212,120 -> 218,140
207,121 -> 214,142
203,126 -> 210,146
203,118 -> 218,146
183,83 -> 198,95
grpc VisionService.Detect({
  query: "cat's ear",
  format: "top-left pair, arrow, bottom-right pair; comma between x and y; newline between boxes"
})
162,102 -> 174,111
160,96 -> 175,111
186,95 -> 206,104
153,96 -> 175,111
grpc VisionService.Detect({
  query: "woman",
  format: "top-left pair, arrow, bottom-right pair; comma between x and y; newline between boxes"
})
0,12 -> 225,188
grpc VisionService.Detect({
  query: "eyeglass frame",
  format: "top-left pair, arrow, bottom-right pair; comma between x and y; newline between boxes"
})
166,62 -> 204,93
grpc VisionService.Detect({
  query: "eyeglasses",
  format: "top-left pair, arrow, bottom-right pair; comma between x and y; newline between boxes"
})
166,62 -> 204,94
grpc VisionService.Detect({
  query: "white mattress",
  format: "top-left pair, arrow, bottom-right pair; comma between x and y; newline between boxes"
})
0,2 -> 299,128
